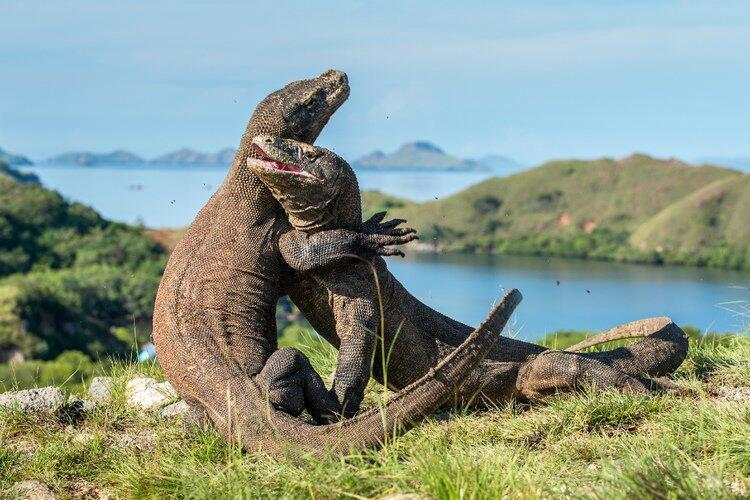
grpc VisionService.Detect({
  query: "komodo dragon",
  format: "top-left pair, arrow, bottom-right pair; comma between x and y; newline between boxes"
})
252,138 -> 689,411
152,69 -> 522,458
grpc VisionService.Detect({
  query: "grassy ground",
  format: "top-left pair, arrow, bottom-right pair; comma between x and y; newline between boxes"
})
1,332 -> 749,499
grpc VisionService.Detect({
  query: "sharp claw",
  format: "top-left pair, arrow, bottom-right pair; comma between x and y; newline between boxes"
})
369,211 -> 387,223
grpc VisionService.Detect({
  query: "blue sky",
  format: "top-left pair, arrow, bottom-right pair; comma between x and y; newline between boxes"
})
1,1 -> 749,164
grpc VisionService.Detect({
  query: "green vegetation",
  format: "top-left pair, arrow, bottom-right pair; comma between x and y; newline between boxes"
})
0,165 -> 167,361
1,330 -> 748,498
361,189 -> 415,216
382,154 -> 750,270
0,351 -> 101,393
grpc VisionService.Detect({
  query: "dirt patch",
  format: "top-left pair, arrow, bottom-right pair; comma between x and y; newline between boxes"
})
583,220 -> 597,233
557,212 -> 571,227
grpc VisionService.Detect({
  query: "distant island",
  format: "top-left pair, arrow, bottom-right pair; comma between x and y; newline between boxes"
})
0,147 -> 33,166
362,153 -> 750,271
38,141 -> 525,171
476,154 -> 525,171
45,148 -> 236,166
151,148 -> 236,165
46,150 -> 146,166
352,141 -> 523,172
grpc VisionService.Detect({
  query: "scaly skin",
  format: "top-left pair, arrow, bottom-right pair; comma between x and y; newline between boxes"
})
256,139 -> 688,408
152,70 -> 520,458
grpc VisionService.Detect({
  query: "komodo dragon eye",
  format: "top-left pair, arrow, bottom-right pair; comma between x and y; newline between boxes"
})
305,150 -> 322,161
301,90 -> 321,108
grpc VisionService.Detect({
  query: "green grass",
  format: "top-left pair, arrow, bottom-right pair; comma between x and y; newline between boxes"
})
1,332 -> 749,498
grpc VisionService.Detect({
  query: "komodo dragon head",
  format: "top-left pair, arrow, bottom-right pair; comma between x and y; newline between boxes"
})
247,135 -> 361,231
244,69 -> 350,153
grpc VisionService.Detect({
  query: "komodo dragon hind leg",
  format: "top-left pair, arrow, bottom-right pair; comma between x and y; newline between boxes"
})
515,318 -> 689,402
256,347 -> 342,424
515,350 -> 656,401
568,318 -> 689,378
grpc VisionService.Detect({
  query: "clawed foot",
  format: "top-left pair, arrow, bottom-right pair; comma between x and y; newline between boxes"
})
516,350 -> 683,401
359,211 -> 418,257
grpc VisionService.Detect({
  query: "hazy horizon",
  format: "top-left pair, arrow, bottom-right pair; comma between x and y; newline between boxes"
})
2,1 -> 749,164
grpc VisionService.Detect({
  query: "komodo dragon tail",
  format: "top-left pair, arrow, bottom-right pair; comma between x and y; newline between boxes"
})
563,316 -> 689,377
192,289 -> 522,459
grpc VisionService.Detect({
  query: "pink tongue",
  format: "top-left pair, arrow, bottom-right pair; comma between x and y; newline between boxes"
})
272,161 -> 303,173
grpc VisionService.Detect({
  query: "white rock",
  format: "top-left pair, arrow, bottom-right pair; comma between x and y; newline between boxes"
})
160,400 -> 190,419
126,377 -> 177,410
8,480 -> 57,499
88,376 -> 114,404
0,387 -> 65,413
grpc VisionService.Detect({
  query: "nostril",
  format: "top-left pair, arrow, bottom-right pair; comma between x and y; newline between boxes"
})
264,137 -> 272,144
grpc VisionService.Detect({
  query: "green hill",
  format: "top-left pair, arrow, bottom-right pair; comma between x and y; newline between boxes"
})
629,175 -> 750,268
0,165 -> 167,360
379,154 -> 749,269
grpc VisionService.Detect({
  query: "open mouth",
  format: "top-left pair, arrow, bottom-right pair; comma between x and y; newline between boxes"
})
249,143 -> 310,176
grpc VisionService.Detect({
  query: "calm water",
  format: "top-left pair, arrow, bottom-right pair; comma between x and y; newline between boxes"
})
20,163 -> 495,228
390,253 -> 748,338
18,163 -> 750,337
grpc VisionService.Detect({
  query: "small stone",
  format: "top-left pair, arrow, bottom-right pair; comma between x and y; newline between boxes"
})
727,480 -> 748,496
114,433 -> 156,452
160,400 -> 190,419
710,386 -> 750,402
88,376 -> 114,404
0,387 -> 65,413
126,377 -> 177,410
71,432 -> 96,445
8,480 -> 57,499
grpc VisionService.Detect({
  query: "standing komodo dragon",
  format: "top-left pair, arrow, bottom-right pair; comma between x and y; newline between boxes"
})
251,137 -> 689,412
152,69 -> 522,458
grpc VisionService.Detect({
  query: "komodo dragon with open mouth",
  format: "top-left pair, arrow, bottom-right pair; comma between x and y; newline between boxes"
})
152,69 -> 522,458
251,137 -> 689,412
